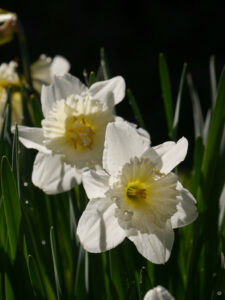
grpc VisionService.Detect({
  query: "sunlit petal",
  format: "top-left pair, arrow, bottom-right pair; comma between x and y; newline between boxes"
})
32,152 -> 81,194
77,198 -> 126,252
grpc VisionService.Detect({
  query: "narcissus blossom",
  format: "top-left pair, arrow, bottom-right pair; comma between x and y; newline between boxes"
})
31,54 -> 70,93
0,55 -> 69,131
77,119 -> 198,264
0,9 -> 17,45
0,61 -> 22,131
16,74 -> 125,194
144,286 -> 175,300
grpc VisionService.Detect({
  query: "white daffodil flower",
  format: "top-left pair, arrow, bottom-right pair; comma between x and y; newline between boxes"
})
77,119 -> 198,264
31,54 -> 70,93
0,61 -> 22,131
0,55 -> 69,131
0,9 -> 17,45
144,286 -> 175,300
17,74 -> 125,194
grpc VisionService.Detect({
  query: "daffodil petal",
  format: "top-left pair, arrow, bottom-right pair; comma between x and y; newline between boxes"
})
77,198 -> 126,252
115,116 -> 151,143
82,169 -> 109,199
31,56 -> 52,92
171,182 -> 198,228
128,226 -> 174,264
89,76 -> 125,106
103,119 -> 150,175
16,126 -> 50,154
144,286 -> 175,300
50,56 -> 70,78
152,137 -> 188,174
41,74 -> 88,117
32,152 -> 81,194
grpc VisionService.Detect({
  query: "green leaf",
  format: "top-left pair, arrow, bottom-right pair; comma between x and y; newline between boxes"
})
173,62 -> 187,140
0,196 -> 8,251
159,53 -> 174,138
201,66 -> 225,204
209,55 -> 217,108
196,66 -> 225,299
68,191 -> 77,241
127,89 -> 146,129
190,136 -> 204,197
0,104 -> 12,157
82,69 -> 89,86
50,226 -> 62,300
29,94 -> 43,127
88,71 -> 96,87
17,21 -> 33,88
219,185 -> 225,231
186,73 -> 204,140
100,48 -> 111,80
11,125 -> 20,199
84,251 -> 89,294
74,245 -> 85,297
21,85 -> 33,126
4,273 -> 15,300
1,156 -> 21,262
27,254 -> 45,298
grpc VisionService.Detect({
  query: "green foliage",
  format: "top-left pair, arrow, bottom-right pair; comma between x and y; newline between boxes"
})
1,156 -> 21,262
127,89 -> 146,129
159,53 -> 174,139
0,43 -> 224,300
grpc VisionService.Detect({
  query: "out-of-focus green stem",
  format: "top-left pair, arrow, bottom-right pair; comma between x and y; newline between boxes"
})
16,20 -> 32,89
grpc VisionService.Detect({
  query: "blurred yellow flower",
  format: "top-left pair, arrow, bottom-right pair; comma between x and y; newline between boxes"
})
0,61 -> 22,131
0,9 -> 17,45
0,55 -> 70,131
31,54 -> 70,93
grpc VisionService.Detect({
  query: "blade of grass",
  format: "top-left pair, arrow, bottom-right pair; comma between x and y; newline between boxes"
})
200,66 -> 225,205
219,185 -> 225,231
84,251 -> 89,294
0,196 -> 8,252
88,71 -> 96,87
202,109 -> 211,146
68,191 -> 77,241
29,94 -> 43,127
0,273 -> 3,300
0,104 -> 11,157
190,136 -> 204,197
50,226 -> 62,300
11,125 -> 21,199
21,85 -> 33,126
186,73 -> 204,140
24,212 -> 56,300
209,55 -> 217,108
173,63 -> 187,140
1,156 -> 21,262
82,69 -> 89,86
100,48 -> 111,80
196,66 -> 225,299
159,53 -> 174,138
27,254 -> 45,298
127,89 -> 146,129
17,20 -> 33,88
4,273 -> 15,300
74,245 -> 86,298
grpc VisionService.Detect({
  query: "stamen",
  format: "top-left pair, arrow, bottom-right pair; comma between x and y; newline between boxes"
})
126,184 -> 147,200
66,116 -> 94,150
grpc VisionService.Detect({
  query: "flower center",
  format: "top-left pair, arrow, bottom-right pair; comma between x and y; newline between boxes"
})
66,116 -> 94,150
112,157 -> 180,229
125,180 -> 148,208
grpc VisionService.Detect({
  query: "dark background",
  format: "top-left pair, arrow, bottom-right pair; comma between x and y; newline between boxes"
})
1,0 -> 225,163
